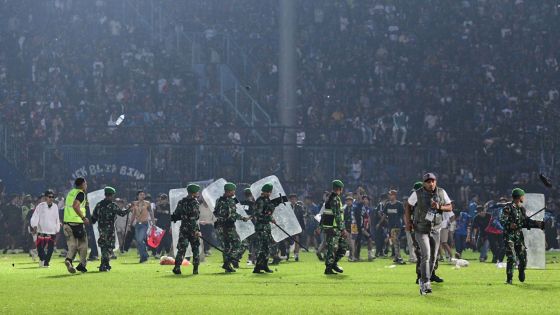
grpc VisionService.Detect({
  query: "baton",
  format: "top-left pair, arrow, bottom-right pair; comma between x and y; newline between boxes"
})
271,221 -> 308,252
528,207 -> 546,219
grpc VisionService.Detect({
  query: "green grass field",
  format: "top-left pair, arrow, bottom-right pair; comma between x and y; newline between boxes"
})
1,249 -> 559,314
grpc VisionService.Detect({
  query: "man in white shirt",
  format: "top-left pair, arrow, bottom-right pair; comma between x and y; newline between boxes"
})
30,190 -> 61,267
405,173 -> 452,295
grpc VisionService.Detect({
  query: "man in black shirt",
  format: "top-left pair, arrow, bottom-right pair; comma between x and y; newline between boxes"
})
385,190 -> 406,264
472,205 -> 491,262
153,194 -> 171,257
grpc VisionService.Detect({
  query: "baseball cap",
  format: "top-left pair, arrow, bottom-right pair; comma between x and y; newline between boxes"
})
423,173 -> 437,182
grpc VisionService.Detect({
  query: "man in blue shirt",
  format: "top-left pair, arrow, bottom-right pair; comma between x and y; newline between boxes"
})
454,208 -> 471,259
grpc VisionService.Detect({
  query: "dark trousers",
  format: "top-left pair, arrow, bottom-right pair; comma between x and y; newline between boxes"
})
375,229 -> 385,256
153,228 -> 172,255
123,225 -> 136,252
488,233 -> 505,263
86,224 -> 98,258
37,234 -> 55,264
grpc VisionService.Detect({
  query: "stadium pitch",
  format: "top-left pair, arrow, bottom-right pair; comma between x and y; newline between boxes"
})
1,251 -> 559,314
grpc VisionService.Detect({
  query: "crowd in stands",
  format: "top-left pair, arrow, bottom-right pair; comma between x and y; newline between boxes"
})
0,0 -> 559,218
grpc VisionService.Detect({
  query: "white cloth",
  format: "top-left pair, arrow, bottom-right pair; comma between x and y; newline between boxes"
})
441,211 -> 455,229
407,189 -> 452,206
30,202 -> 60,235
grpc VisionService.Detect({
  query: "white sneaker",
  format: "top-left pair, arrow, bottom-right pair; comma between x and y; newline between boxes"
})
419,280 -> 427,295
246,260 -> 253,266
39,260 -> 44,268
424,281 -> 432,294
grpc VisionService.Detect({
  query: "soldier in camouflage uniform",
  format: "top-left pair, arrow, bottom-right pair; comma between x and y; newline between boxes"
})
91,187 -> 130,272
214,182 -> 248,273
171,184 -> 202,275
321,180 -> 348,275
500,188 -> 544,284
253,183 -> 276,273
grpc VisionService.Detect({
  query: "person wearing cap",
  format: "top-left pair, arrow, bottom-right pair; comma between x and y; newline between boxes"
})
405,173 -> 452,295
171,184 -> 202,275
91,187 -> 130,272
321,180 -> 348,274
500,188 -> 544,284
253,183 -> 276,273
241,188 -> 257,265
30,190 -> 60,267
214,182 -> 247,273
384,189 -> 406,265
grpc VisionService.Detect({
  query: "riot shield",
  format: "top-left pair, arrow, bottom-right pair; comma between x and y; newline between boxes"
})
250,175 -> 302,242
522,193 -> 546,269
201,178 -> 255,241
87,189 -> 121,255
170,179 -> 214,257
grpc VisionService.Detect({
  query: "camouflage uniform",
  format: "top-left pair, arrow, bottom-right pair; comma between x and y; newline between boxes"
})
321,192 -> 348,270
214,196 -> 243,267
92,199 -> 129,270
254,195 -> 275,270
172,196 -> 201,268
500,202 -> 534,282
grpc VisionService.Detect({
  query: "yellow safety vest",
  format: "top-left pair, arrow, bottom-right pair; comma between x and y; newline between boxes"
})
64,188 -> 86,223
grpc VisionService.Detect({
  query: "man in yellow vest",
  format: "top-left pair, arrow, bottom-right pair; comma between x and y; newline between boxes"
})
63,177 -> 90,274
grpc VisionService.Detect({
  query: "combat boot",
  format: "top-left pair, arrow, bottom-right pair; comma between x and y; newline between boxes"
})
232,260 -> 240,269
506,273 -> 513,285
222,263 -> 236,273
253,264 -> 263,273
324,266 -> 336,275
98,264 -> 108,272
262,263 -> 274,273
518,268 -> 525,283
76,263 -> 88,273
193,264 -> 199,275
332,264 -> 344,273
172,265 -> 182,275
271,256 -> 281,265
430,273 -> 444,283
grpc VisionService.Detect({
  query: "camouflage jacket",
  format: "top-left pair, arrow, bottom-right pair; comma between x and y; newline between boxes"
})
323,192 -> 344,231
500,202 -> 526,241
214,196 -> 241,228
92,199 -> 129,233
254,196 -> 275,232
172,196 -> 200,232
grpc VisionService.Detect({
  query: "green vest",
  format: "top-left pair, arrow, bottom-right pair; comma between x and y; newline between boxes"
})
413,187 -> 446,233
64,188 -> 86,223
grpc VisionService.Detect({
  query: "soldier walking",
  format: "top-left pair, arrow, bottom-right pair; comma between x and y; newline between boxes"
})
91,187 -> 130,272
171,184 -> 202,275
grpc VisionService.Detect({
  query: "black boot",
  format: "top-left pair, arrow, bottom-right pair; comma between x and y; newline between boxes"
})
518,268 -> 525,283
324,266 -> 336,275
263,262 -> 273,273
172,264 -> 182,275
98,264 -> 108,272
506,273 -> 513,285
430,274 -> 444,283
232,260 -> 239,269
222,262 -> 235,273
76,263 -> 88,273
193,264 -> 199,275
271,257 -> 281,265
253,263 -> 263,274
332,264 -> 344,273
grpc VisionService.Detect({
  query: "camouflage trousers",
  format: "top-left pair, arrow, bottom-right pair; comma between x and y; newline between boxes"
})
255,229 -> 273,266
98,230 -> 115,266
505,238 -> 526,276
216,226 -> 243,264
324,229 -> 348,267
175,230 -> 200,266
